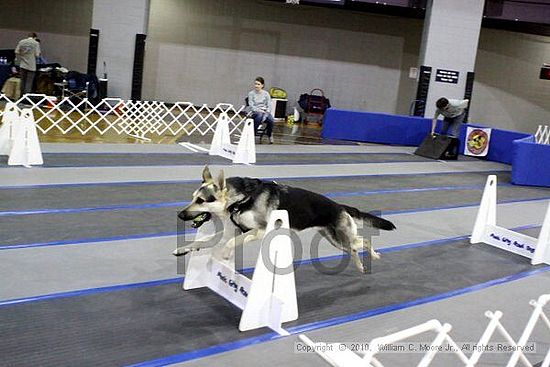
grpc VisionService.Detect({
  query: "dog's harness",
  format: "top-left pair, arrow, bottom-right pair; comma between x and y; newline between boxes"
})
227,197 -> 253,233
226,181 -> 279,233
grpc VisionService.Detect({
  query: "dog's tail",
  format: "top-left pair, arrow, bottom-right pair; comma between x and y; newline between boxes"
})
341,205 -> 396,231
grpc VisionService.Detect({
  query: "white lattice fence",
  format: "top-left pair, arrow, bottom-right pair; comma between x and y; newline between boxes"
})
300,293 -> 550,367
535,125 -> 550,145
0,94 -> 248,140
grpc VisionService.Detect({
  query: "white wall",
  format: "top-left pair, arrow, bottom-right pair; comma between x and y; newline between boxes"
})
92,0 -> 150,98
471,29 -> 550,133
143,0 -> 421,114
419,0 -> 484,118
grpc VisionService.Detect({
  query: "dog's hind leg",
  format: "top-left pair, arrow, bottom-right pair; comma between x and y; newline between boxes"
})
321,215 -> 368,274
362,237 -> 380,260
349,236 -> 382,273
350,238 -> 368,274
321,231 -> 365,274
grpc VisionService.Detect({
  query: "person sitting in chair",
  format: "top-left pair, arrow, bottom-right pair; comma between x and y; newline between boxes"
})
431,97 -> 469,137
248,76 -> 274,144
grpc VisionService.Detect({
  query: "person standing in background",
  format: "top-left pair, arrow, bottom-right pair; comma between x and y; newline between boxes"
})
431,97 -> 469,137
15,32 -> 41,96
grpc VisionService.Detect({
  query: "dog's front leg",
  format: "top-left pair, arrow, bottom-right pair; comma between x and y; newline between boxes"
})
219,229 -> 265,260
172,232 -> 221,256
173,216 -> 235,256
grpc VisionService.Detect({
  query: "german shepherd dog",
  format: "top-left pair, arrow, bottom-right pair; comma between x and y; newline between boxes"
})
174,166 -> 396,273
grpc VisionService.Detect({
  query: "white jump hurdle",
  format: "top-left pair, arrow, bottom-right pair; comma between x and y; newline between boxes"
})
0,104 -> 43,167
471,175 -> 550,265
300,293 -> 550,367
183,210 -> 298,335
208,110 -> 256,165
300,320 -> 467,367
0,102 -> 18,155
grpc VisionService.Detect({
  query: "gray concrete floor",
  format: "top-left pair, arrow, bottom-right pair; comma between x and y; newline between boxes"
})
0,143 -> 548,367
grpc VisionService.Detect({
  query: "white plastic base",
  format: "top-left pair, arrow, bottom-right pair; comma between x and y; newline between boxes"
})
209,111 -> 255,165
8,108 -> 43,167
183,210 -> 298,335
471,175 -> 550,265
0,102 -> 19,155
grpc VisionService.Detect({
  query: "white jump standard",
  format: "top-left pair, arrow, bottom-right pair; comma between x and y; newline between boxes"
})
209,109 -> 256,165
0,102 -> 43,167
470,175 -> 550,265
183,210 -> 298,335
0,102 -> 18,155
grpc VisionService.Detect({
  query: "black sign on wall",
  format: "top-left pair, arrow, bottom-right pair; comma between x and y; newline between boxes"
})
87,29 -> 100,76
131,33 -> 147,101
463,71 -> 475,123
435,69 -> 459,84
413,65 -> 432,117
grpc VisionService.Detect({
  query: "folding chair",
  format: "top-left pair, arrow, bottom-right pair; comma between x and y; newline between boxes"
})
61,73 -> 89,101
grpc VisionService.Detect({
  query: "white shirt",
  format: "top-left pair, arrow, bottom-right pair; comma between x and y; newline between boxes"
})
435,99 -> 469,119
15,37 -> 41,71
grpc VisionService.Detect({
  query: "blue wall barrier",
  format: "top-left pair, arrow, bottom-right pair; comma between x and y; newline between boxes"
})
512,136 -> 550,187
322,108 -> 548,186
321,109 -> 432,146
322,108 -> 530,165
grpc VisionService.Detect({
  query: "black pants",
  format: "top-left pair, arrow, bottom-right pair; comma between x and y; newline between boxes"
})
19,68 -> 35,96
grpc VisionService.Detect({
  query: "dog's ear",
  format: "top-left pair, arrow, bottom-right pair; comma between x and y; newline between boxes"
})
217,169 -> 225,191
202,166 -> 213,183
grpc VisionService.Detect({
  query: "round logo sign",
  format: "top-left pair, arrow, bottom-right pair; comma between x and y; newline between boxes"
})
466,129 -> 489,155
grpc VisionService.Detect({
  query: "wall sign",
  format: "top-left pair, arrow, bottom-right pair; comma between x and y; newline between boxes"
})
435,69 -> 459,84
465,127 -> 492,157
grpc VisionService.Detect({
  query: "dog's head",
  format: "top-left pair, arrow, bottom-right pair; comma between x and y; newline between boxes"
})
178,166 -> 227,228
